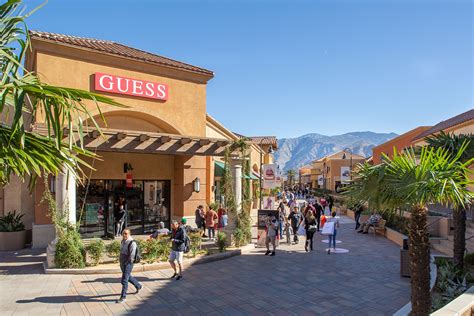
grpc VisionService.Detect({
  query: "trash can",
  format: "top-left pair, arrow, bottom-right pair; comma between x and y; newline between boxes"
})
400,237 -> 410,277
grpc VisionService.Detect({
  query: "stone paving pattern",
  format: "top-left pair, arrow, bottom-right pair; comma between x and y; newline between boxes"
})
0,217 -> 410,315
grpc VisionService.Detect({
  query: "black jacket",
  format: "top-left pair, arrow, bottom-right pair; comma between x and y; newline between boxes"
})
171,226 -> 186,252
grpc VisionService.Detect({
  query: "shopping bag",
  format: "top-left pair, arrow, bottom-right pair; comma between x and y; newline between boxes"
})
297,221 -> 306,236
321,221 -> 335,235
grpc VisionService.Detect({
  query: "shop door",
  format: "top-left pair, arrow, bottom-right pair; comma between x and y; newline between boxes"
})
143,180 -> 171,232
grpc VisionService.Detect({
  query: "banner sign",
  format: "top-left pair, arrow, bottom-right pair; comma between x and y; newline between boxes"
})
262,164 -> 279,189
257,209 -> 279,229
341,166 -> 351,184
317,175 -> 323,186
95,72 -> 168,101
126,173 -> 133,188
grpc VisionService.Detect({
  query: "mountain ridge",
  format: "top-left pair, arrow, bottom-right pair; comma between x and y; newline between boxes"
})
274,131 -> 398,172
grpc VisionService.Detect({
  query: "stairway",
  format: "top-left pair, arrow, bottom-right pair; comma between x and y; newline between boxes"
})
431,222 -> 474,256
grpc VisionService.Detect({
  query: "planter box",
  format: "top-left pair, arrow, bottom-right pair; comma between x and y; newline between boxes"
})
0,230 -> 26,251
385,227 -> 406,247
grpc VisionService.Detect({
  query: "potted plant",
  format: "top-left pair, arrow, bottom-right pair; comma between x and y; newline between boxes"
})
0,210 -> 27,251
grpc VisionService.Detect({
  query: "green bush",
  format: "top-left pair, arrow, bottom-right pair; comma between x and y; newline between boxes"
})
139,237 -> 171,263
55,225 -> 85,269
380,209 -> 409,235
189,232 -> 202,257
432,258 -> 470,311
105,240 -> 121,262
234,210 -> 252,247
86,240 -> 105,266
464,253 -> 474,266
217,232 -> 226,252
0,210 -> 25,232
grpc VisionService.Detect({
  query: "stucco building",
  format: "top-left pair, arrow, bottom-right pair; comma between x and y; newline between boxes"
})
0,31 -> 276,247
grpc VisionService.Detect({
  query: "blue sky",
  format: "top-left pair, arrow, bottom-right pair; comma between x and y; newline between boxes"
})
25,0 -> 472,138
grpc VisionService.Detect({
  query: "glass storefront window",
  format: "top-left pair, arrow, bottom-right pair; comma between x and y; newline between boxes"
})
77,179 -> 171,238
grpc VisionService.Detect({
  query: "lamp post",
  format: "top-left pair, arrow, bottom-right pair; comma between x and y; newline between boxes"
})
259,143 -> 274,210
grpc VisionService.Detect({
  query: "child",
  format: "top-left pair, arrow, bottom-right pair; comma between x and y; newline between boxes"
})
284,221 -> 292,244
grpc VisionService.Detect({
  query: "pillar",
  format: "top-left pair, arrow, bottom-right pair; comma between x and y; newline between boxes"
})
55,171 -> 76,224
231,158 -> 242,213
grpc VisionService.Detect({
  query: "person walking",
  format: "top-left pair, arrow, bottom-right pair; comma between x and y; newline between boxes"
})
304,204 -> 317,252
220,210 -> 228,228
116,229 -> 142,303
313,200 -> 323,231
115,204 -> 126,237
195,205 -> 206,237
205,206 -> 218,241
288,205 -> 302,244
169,220 -> 186,280
265,216 -> 279,256
277,202 -> 287,239
327,211 -> 340,254
327,195 -> 334,213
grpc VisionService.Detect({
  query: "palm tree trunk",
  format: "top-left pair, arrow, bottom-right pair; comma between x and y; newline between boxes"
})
452,207 -> 466,269
409,206 -> 431,315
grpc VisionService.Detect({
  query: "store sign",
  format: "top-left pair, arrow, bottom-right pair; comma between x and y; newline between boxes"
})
262,164 -> 279,189
341,166 -> 351,184
94,72 -> 168,101
317,175 -> 323,186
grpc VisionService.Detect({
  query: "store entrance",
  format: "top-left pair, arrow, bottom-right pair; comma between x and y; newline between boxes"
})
77,179 -> 171,238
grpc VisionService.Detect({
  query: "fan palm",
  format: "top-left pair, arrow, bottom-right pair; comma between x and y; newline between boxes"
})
347,146 -> 473,315
286,169 -> 296,187
424,131 -> 474,269
0,0 -> 123,187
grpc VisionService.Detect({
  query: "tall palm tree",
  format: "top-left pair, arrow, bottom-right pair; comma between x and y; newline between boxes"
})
347,146 -> 473,315
285,169 -> 296,187
1,0 -> 122,188
424,131 -> 474,269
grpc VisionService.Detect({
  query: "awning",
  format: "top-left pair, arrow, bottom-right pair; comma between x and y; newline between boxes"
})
214,161 -> 259,180
33,125 -> 231,157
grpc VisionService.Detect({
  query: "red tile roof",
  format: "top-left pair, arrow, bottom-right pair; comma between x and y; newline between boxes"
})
29,30 -> 214,77
248,136 -> 278,148
412,109 -> 474,141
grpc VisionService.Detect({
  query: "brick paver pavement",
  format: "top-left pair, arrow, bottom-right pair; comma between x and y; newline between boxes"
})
1,216 -> 410,315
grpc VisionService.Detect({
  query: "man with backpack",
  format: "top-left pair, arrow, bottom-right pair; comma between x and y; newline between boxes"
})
117,229 -> 142,303
169,219 -> 188,280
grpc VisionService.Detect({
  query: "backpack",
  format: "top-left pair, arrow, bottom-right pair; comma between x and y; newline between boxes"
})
128,240 -> 141,264
184,235 -> 191,253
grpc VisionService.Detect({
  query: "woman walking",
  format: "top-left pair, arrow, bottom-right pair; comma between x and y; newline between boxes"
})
304,204 -> 317,252
327,211 -> 340,254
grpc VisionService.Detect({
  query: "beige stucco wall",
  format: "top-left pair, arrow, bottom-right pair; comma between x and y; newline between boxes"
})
31,41 -> 208,137
1,176 -> 35,230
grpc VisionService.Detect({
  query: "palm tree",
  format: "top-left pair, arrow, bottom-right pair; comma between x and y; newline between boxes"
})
1,0 -> 122,187
424,131 -> 474,269
347,146 -> 473,315
285,169 -> 296,187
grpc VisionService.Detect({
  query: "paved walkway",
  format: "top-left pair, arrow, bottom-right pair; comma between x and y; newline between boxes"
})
1,217 -> 410,315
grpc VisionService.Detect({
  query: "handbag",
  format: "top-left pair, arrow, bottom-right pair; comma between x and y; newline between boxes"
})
321,221 -> 335,235
308,225 -> 317,233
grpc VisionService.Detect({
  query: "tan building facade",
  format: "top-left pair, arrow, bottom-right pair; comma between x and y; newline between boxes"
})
0,31 -> 275,247
311,151 -> 366,192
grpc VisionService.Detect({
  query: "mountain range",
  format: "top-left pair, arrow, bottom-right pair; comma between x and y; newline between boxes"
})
274,131 -> 398,172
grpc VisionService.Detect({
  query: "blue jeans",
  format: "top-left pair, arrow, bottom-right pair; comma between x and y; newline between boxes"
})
279,221 -> 283,238
328,230 -> 337,249
120,260 -> 140,298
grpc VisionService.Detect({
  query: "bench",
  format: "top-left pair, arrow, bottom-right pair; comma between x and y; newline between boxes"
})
370,219 -> 386,236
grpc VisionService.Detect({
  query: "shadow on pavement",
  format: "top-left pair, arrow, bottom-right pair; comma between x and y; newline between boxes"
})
82,276 -> 169,284
17,294 -> 118,304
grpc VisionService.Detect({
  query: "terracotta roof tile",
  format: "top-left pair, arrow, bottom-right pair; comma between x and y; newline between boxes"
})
413,109 -> 474,141
29,30 -> 214,77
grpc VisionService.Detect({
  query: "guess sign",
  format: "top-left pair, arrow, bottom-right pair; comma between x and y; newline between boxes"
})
94,72 -> 168,101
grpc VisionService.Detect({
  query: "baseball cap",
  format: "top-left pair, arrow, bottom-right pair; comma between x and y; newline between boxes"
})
181,217 -> 187,224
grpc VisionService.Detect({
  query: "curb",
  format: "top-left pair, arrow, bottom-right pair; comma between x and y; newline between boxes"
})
44,244 -> 255,275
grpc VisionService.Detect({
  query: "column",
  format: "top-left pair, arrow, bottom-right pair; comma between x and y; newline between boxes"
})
231,158 -> 242,213
55,170 -> 76,224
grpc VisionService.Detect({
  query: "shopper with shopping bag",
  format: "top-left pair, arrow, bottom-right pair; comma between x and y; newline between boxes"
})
324,211 -> 340,254
288,205 -> 302,244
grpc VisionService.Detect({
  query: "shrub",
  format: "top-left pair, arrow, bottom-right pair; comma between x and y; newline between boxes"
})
86,240 -> 105,266
217,232 -> 226,252
432,259 -> 470,311
189,232 -> 202,257
464,253 -> 474,266
55,225 -> 85,269
105,240 -> 121,262
0,210 -> 25,232
141,238 -> 161,263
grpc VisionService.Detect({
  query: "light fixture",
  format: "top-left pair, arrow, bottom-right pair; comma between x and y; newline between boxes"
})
342,153 -> 346,159
193,177 -> 201,193
268,145 -> 274,154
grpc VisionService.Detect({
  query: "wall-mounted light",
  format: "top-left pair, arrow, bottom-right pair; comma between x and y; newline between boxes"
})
193,177 -> 201,193
123,163 -> 133,173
